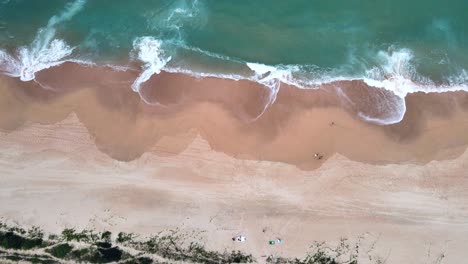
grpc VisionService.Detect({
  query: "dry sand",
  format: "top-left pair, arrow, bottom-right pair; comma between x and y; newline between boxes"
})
1,65 -> 468,263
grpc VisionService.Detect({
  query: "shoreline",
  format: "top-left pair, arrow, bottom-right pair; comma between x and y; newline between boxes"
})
1,63 -> 468,168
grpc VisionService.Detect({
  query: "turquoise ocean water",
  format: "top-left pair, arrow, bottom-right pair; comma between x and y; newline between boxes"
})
0,0 -> 467,123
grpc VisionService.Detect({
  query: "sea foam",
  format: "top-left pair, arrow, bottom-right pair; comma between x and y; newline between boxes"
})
0,0 -> 86,81
245,48 -> 468,124
247,62 -> 297,110
359,49 -> 468,124
131,37 -> 172,92
137,44 -> 466,124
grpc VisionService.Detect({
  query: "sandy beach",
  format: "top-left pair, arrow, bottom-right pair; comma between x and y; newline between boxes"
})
1,64 -> 468,263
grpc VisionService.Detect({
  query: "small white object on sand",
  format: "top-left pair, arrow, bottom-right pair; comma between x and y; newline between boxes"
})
233,235 -> 246,242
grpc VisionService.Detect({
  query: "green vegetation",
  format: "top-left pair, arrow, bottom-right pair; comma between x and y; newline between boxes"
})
120,256 -> 154,264
267,239 -> 359,264
61,228 -> 100,243
116,231 -> 137,243
0,231 -> 43,250
97,246 -> 123,262
0,222 -> 255,263
118,230 -> 254,263
0,249 -> 58,264
45,243 -> 73,258
101,231 -> 112,242
0,221 -> 393,264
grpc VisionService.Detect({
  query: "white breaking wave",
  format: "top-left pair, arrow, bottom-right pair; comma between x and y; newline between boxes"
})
363,48 -> 468,97
131,44 -> 467,124
363,48 -> 429,98
16,39 -> 74,81
247,48 -> 467,98
164,66 -> 245,81
247,62 -> 295,109
0,0 -> 86,81
247,62 -> 277,76
359,48 -> 468,124
131,37 -> 172,92
245,48 -> 468,124
130,38 -> 246,97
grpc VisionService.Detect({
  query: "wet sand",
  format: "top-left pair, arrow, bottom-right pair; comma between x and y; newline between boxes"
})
1,64 -> 468,262
2,63 -> 468,167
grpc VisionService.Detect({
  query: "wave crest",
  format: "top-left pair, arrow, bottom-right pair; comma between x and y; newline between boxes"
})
0,0 -> 86,81
131,37 -> 172,93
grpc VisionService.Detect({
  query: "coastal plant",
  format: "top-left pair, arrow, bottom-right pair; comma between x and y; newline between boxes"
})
0,249 -> 58,264
267,238 -> 359,264
61,228 -> 100,243
45,243 -> 73,258
27,226 -> 45,240
116,231 -> 138,244
119,256 -> 155,264
0,221 -> 382,264
101,230 -> 112,242
0,231 -> 44,250
115,229 -> 254,263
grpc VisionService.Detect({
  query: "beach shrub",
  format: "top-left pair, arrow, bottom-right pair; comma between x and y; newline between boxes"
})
117,232 -> 137,243
303,252 -> 339,264
69,247 -> 90,259
95,241 -> 112,248
266,239 -> 359,264
1,222 -> 255,263
101,231 -> 112,242
0,231 -> 23,249
120,256 -> 154,264
45,243 -> 73,258
0,231 -> 43,250
61,228 -> 100,243
226,250 -> 254,263
69,247 -> 102,263
138,236 -> 253,263
0,222 -> 327,264
0,250 -> 58,264
5,226 -> 27,235
27,226 -> 44,239
97,246 -> 123,262
67,245 -> 123,263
